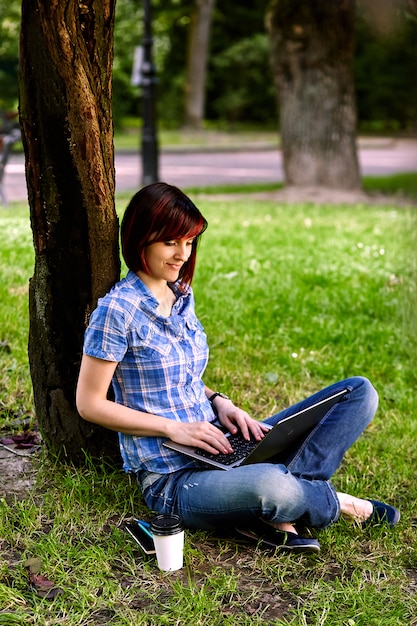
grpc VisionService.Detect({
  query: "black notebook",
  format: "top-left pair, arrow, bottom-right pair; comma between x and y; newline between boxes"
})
123,521 -> 156,555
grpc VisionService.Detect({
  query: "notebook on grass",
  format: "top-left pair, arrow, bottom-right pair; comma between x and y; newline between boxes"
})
163,389 -> 347,470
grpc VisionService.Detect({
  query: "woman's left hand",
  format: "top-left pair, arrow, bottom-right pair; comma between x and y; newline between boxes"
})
214,398 -> 269,442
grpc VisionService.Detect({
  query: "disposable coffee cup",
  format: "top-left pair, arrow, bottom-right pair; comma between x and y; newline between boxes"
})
150,514 -> 185,571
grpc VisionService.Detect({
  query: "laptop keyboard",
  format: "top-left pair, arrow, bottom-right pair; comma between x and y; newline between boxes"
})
195,433 -> 258,466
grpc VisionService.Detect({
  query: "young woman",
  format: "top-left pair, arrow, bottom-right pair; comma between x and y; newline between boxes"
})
76,182 -> 399,553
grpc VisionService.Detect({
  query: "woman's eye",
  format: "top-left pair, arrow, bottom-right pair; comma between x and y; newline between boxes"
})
164,239 -> 194,247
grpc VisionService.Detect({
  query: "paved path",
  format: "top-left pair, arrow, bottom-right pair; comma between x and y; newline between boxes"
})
2,137 -> 416,205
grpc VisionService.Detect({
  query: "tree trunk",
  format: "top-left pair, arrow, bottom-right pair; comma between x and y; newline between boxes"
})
19,0 -> 120,463
184,0 -> 216,129
267,0 -> 361,190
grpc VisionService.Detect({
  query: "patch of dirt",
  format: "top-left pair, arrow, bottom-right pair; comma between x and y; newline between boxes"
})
0,444 -> 39,502
116,536 -> 301,623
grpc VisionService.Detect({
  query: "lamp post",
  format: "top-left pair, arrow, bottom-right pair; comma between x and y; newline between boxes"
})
141,0 -> 159,185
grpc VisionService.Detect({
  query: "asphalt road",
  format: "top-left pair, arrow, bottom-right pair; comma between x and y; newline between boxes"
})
2,137 -> 416,205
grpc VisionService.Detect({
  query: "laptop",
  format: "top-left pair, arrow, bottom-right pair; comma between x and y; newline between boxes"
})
163,389 -> 347,470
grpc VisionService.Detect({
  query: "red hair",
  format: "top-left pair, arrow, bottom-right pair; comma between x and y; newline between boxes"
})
121,183 -> 207,288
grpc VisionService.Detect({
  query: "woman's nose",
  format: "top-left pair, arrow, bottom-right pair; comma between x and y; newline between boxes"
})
175,243 -> 190,260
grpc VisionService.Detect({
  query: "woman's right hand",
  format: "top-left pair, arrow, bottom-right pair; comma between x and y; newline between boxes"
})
166,420 -> 234,455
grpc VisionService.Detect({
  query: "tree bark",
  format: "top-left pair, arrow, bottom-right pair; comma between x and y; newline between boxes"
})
19,0 -> 120,463
267,0 -> 361,190
184,0 -> 216,129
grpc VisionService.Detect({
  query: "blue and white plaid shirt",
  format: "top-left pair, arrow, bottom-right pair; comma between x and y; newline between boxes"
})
83,270 -> 215,474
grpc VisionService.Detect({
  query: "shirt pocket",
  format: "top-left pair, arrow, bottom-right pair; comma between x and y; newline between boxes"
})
128,325 -> 172,361
185,318 -> 208,350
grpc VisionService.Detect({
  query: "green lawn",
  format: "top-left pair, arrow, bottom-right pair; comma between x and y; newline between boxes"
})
0,187 -> 416,625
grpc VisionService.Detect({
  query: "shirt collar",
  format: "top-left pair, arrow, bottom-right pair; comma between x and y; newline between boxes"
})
125,269 -> 191,311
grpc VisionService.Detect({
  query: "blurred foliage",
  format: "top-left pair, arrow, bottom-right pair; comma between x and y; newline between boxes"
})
113,0 -> 144,125
0,0 -> 20,109
207,34 -> 275,124
0,0 -> 415,130
355,6 -> 417,131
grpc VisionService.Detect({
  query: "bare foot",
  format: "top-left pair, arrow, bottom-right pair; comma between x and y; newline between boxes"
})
337,492 -> 373,523
261,519 -> 298,534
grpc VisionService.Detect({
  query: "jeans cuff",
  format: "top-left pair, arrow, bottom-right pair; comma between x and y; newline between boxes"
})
326,481 -> 341,526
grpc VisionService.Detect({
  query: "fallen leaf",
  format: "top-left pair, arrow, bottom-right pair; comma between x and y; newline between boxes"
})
25,558 -> 63,599
1,431 -> 40,449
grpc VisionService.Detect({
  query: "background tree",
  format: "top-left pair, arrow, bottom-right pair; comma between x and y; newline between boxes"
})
183,0 -> 216,129
3,0 -> 416,130
19,0 -> 120,463
266,0 -> 361,190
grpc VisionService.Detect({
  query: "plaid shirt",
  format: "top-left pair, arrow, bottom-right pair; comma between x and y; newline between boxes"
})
83,270 -> 215,474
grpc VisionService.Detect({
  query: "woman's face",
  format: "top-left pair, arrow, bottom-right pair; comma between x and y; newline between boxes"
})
143,237 -> 195,284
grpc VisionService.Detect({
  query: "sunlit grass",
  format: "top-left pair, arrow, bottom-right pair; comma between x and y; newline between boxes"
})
0,186 -> 416,624
0,206 -> 33,417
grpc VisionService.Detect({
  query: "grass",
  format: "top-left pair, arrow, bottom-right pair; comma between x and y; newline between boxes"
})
0,182 -> 417,625
362,173 -> 417,201
112,121 -> 416,153
113,123 -> 280,152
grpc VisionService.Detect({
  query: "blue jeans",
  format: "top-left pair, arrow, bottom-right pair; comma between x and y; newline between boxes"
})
141,377 -> 378,530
